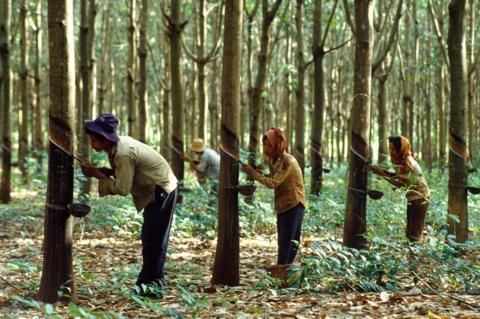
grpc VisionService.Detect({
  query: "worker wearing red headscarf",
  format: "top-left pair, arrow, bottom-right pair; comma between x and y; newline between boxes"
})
370,136 -> 430,241
242,128 -> 306,265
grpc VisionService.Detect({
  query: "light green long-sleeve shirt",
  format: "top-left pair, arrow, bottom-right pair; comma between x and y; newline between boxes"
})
98,136 -> 178,212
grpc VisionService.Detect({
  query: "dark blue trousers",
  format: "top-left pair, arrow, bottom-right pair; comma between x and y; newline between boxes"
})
136,186 -> 178,286
277,204 -> 305,265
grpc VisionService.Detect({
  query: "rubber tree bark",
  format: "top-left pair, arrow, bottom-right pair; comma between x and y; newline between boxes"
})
244,0 -> 259,150
466,0 -> 475,161
248,0 -> 282,170
209,59 -> 219,148
160,20 -> 171,161
33,0 -> 44,170
294,0 -> 306,174
168,0 -> 185,182
343,0 -> 374,250
310,0 -> 325,195
138,0 -> 149,143
377,70 -> 389,163
371,0 -> 402,163
447,0 -> 468,243
38,0 -> 76,303
97,3 -> 111,114
283,18 -> 292,152
79,0 -> 93,196
19,0 -> 29,183
127,0 -> 137,137
212,0 -> 243,286
437,65 -> 446,166
310,0 -> 340,194
0,0 -> 11,203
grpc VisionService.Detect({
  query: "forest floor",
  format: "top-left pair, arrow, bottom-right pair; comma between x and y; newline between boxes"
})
1,170 -> 480,318
1,227 -> 479,318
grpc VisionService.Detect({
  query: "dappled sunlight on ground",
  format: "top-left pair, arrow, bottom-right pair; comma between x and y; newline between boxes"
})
1,171 -> 480,318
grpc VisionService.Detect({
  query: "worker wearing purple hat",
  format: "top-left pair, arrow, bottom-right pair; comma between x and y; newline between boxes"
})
83,113 -> 121,142
82,113 -> 178,297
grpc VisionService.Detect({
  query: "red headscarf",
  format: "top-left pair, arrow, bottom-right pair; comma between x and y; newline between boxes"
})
262,127 -> 286,159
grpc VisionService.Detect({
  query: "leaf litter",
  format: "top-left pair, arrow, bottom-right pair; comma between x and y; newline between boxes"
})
0,190 -> 479,318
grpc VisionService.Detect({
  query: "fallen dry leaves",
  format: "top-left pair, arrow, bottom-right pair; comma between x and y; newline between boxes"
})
1,193 -> 479,318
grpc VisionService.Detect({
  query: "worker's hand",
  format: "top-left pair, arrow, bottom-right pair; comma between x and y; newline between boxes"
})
241,164 -> 256,177
98,167 -> 114,176
81,164 -> 107,180
180,156 -> 192,163
369,164 -> 385,176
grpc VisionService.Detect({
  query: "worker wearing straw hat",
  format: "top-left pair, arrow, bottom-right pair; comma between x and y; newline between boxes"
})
181,138 -> 220,182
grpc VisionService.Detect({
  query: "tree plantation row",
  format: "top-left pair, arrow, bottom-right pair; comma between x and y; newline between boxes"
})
1,0 -> 478,182
0,0 -> 478,305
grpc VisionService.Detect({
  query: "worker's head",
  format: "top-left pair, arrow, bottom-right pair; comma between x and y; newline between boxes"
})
388,135 -> 412,165
84,113 -> 119,151
262,128 -> 286,159
189,138 -> 206,155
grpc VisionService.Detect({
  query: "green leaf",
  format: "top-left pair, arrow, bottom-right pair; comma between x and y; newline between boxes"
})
44,303 -> 54,314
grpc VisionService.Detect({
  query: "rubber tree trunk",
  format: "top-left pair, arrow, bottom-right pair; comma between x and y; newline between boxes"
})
283,22 -> 292,152
212,0 -> 243,286
409,0 -> 419,145
37,0 -> 76,303
0,0 -> 11,203
79,0 -> 93,196
160,22 -> 171,161
97,4 -> 111,114
89,0 -> 97,114
196,0 -> 206,140
244,2 -> 258,150
187,63 -> 196,143
108,28 -> 116,114
310,0 -> 325,194
377,70 -> 389,163
19,0 -> 29,183
466,0 -> 475,161
294,0 -> 306,174
436,65 -> 446,166
138,0 -> 148,143
33,0 -> 44,170
424,88 -> 433,171
400,10 -> 410,138
248,0 -> 282,170
127,0 -> 137,137
447,0 -> 468,243
209,59 -> 219,148
343,0 -> 374,250
156,19 -> 166,153
401,0 -> 418,142
169,0 -> 185,181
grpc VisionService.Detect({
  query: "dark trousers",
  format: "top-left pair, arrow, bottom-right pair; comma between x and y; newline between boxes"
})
277,204 -> 305,265
136,186 -> 178,286
406,198 -> 429,241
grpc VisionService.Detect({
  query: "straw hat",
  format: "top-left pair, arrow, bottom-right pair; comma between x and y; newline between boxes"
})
189,138 -> 206,152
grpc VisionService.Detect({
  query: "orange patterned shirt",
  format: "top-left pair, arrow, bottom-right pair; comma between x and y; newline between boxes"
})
250,153 -> 306,214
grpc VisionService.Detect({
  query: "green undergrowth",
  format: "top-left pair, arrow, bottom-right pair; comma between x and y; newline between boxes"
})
294,234 -> 480,294
297,164 -> 480,294
1,162 -> 479,318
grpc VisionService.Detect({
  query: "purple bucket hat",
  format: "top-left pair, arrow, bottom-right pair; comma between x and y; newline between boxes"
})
84,113 -> 120,142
